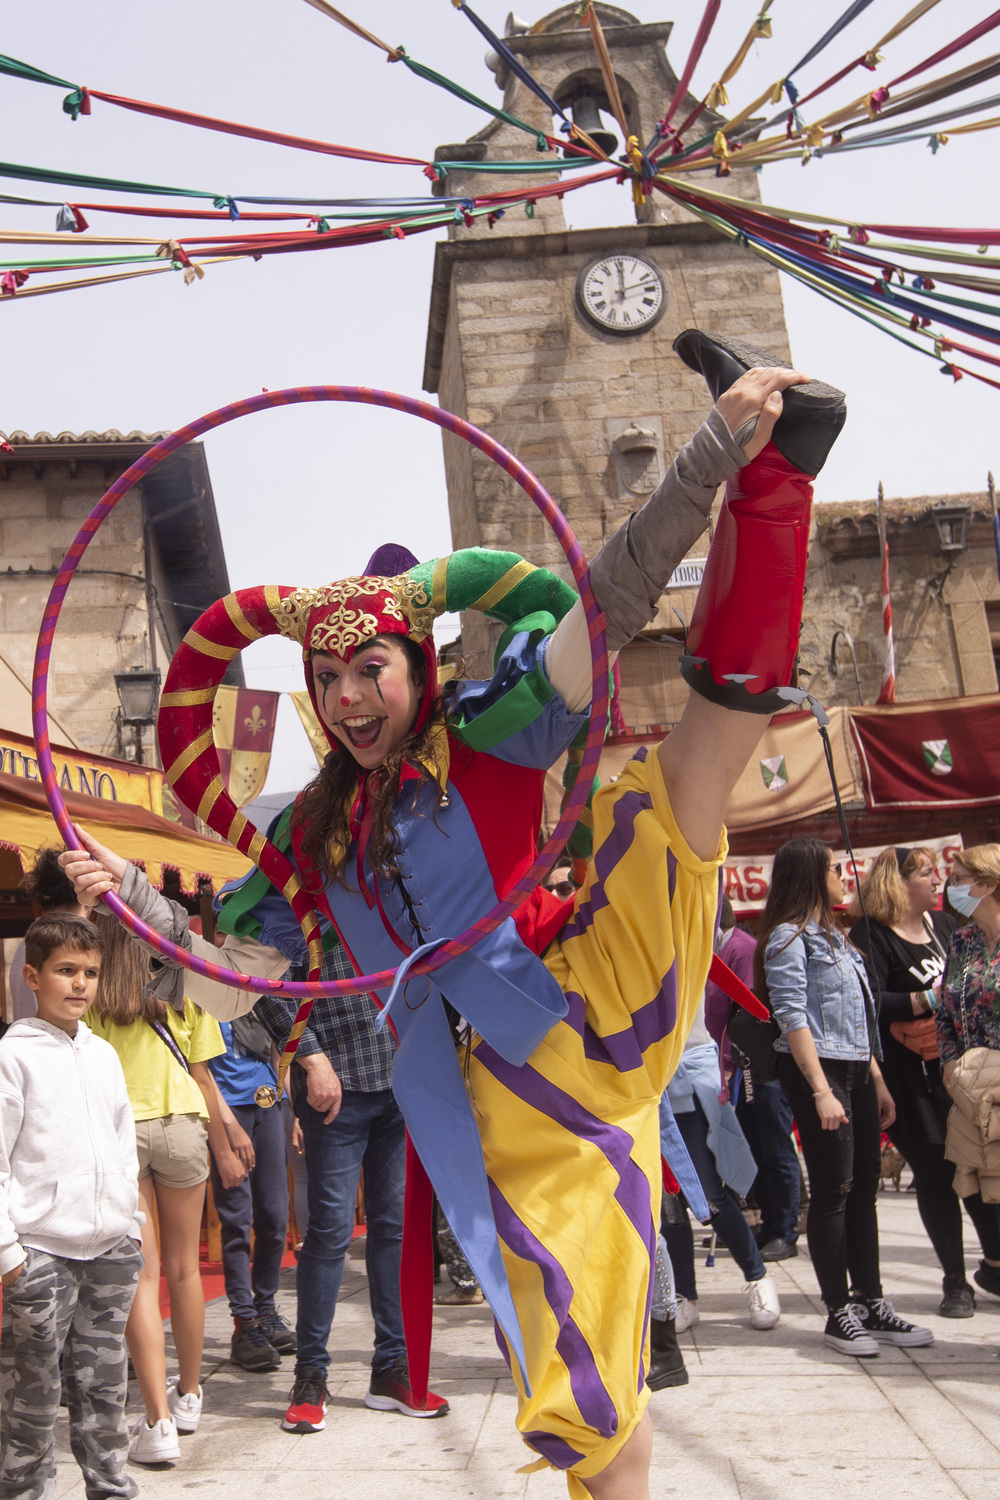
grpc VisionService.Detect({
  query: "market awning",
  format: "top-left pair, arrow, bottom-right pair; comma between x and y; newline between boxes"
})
0,771 -> 252,892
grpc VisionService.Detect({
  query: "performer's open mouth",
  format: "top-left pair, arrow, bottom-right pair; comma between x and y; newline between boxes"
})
338,714 -> 384,749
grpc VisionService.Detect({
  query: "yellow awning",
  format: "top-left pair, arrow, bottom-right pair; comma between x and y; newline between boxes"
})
0,772 -> 252,892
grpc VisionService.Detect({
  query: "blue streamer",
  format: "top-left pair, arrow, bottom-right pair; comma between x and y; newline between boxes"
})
741,227 -> 1000,344
784,0 -> 878,87
456,4 -> 570,127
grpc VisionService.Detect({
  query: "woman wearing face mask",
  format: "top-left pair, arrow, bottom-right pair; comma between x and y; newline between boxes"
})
849,849 -> 992,1316
937,847 -> 1000,1304
758,840 -> 933,1357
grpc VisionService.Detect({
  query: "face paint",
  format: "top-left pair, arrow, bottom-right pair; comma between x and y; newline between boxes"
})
311,638 -> 421,771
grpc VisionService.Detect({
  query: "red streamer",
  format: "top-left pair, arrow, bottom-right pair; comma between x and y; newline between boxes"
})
659,0 -> 722,130
86,87 -> 429,167
889,8 -> 1000,88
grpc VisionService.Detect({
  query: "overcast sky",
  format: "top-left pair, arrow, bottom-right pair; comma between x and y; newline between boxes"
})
2,1 -> 996,793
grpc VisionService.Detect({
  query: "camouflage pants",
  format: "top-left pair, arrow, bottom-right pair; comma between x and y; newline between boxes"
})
0,1238 -> 142,1500
435,1205 -> 480,1295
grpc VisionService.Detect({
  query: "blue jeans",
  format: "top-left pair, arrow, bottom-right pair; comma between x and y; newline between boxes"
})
209,1100 -> 289,1321
295,1087 -> 406,1377
736,1078 -> 801,1244
663,1099 -> 766,1300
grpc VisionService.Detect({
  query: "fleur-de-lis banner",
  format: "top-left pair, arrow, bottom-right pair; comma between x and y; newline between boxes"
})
212,687 -> 280,808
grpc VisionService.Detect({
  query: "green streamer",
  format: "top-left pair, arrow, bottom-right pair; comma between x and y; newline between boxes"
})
0,54 -> 77,89
0,253 -> 164,272
0,159 -> 217,200
398,51 -> 549,150
433,156 -> 595,173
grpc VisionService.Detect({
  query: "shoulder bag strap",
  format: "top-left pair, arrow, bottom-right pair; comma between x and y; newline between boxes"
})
146,1017 -> 192,1075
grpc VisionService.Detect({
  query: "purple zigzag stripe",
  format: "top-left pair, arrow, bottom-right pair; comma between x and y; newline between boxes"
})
559,786 -> 654,943
521,1431 -> 586,1470
477,1043 -> 656,1253
562,953 -> 678,1073
488,1180 -> 619,1440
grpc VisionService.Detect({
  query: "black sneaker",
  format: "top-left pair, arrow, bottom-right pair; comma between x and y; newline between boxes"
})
282,1368 -> 330,1433
823,1304 -> 879,1357
231,1317 -> 281,1372
939,1279 -> 976,1319
851,1297 -> 933,1347
259,1310 -> 298,1354
364,1360 -> 450,1418
973,1260 -> 1000,1299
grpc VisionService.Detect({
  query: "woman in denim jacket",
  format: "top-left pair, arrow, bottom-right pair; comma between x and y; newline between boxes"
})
756,839 -> 932,1357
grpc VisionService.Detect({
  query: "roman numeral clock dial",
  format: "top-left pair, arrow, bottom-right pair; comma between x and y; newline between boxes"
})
575,253 -> 667,336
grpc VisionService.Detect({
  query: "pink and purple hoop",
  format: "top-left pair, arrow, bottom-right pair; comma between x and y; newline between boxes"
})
31,386 -> 609,999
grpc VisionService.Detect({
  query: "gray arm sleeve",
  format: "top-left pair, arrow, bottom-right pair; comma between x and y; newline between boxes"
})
587,406 -> 745,652
118,863 -> 288,1018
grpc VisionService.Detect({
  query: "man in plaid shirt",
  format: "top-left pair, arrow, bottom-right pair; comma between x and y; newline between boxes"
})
255,941 -> 429,1429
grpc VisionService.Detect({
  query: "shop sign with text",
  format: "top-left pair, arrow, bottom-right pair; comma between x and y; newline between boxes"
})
725,835 -> 963,914
0,730 -> 163,815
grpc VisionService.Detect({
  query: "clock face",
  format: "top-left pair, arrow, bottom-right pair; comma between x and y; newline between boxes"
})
576,254 -> 667,335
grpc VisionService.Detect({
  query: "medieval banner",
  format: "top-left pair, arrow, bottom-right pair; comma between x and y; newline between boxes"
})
213,688 -> 279,808
725,706 -> 864,831
850,694 -> 1000,809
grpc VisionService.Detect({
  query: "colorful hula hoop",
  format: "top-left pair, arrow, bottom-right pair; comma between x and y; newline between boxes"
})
31,385 -> 610,999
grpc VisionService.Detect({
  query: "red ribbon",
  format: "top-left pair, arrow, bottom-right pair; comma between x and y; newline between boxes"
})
399,1134 -> 435,1407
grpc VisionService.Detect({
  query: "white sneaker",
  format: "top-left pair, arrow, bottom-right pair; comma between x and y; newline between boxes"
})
674,1296 -> 700,1334
128,1417 -> 180,1464
167,1380 -> 203,1433
746,1275 -> 781,1330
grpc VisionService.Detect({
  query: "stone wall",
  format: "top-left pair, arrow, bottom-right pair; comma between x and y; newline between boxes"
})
801,497 -> 999,708
0,459 -> 160,754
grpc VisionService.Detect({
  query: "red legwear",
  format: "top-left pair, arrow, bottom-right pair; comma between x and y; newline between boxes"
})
680,441 -> 812,715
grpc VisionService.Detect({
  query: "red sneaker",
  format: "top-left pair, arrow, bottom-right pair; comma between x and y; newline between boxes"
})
282,1368 -> 329,1433
364,1361 -> 450,1419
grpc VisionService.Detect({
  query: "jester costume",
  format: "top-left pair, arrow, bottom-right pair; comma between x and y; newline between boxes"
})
118,332 -> 846,1494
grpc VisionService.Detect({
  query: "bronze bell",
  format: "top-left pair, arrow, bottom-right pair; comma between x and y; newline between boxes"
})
568,96 -> 619,157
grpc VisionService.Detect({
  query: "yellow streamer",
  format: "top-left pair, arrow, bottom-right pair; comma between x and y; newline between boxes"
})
582,4 -> 630,141
704,2 -> 776,115
297,0 -> 402,60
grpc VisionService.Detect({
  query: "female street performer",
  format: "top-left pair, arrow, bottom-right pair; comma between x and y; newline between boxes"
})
62,330 -> 846,1500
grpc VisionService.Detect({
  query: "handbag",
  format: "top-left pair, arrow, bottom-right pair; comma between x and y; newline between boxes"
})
888,915 -> 945,1061
726,999 -> 780,1085
889,1015 -> 939,1061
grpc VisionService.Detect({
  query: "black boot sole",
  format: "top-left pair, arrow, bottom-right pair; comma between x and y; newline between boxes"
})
647,1365 -> 690,1391
672,328 -> 846,475
231,1346 -> 282,1372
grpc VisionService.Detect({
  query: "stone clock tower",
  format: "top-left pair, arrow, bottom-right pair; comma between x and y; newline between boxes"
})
423,3 -> 794,727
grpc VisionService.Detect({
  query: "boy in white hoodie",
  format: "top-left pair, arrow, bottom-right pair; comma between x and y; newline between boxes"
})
0,913 -> 144,1500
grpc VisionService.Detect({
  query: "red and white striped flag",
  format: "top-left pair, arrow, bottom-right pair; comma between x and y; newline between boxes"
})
876,482 -> 896,705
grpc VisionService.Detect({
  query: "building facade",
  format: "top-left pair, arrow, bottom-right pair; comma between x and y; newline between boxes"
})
0,428 -> 240,764
423,4 -> 999,729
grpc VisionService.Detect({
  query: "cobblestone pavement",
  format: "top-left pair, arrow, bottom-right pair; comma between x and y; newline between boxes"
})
47,1187 -> 1000,1500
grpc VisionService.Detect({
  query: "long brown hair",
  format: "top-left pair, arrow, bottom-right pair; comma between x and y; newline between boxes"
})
292,638 -> 444,888
753,838 -> 837,1005
89,910 -> 167,1025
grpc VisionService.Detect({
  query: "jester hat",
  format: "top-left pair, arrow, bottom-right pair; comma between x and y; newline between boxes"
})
157,546 -> 584,962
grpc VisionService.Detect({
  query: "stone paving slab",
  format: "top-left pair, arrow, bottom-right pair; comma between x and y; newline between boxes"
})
46,1189 -> 1000,1500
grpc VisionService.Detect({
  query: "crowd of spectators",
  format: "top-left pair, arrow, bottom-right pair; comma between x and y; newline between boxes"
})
3,835 -> 1000,1495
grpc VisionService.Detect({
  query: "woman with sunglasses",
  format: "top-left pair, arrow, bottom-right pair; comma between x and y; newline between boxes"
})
849,848 -> 995,1317
757,840 -> 932,1357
